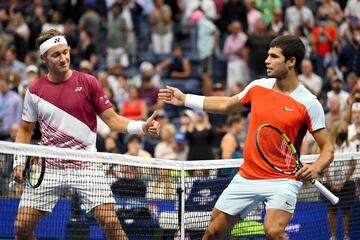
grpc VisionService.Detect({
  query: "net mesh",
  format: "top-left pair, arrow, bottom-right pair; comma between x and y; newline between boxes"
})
0,141 -> 360,240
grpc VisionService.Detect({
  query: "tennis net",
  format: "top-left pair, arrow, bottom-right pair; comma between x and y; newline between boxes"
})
0,140 -> 359,240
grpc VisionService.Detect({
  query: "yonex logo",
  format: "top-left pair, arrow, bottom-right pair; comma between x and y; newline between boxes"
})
54,38 -> 60,43
283,107 -> 295,112
75,87 -> 82,92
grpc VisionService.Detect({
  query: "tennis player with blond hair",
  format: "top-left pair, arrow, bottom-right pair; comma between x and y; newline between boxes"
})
12,29 -> 160,240
159,35 -> 334,240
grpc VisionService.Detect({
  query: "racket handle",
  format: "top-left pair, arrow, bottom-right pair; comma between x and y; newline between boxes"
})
312,179 -> 339,205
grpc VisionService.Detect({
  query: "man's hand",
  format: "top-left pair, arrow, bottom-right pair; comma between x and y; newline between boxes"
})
158,86 -> 186,106
143,111 -> 160,136
295,162 -> 320,181
13,165 -> 25,183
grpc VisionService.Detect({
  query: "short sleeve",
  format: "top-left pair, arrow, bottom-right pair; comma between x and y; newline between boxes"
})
22,89 -> 38,122
90,76 -> 112,115
307,99 -> 326,132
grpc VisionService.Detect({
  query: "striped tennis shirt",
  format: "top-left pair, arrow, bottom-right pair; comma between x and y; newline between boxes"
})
22,70 -> 112,168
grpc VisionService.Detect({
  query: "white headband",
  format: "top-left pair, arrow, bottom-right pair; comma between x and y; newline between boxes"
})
39,36 -> 68,55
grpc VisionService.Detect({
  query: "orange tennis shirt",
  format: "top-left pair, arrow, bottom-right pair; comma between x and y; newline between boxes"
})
237,78 -> 326,180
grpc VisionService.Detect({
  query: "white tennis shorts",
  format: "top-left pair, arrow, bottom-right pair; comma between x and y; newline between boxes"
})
215,175 -> 303,219
19,164 -> 115,212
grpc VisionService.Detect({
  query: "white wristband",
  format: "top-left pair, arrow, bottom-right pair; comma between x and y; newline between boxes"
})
127,121 -> 145,134
13,154 -> 26,169
184,94 -> 205,111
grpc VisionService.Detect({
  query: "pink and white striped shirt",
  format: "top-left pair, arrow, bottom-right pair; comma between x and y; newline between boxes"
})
22,70 -> 112,168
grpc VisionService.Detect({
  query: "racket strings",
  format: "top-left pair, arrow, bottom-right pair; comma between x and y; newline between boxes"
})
258,128 -> 297,173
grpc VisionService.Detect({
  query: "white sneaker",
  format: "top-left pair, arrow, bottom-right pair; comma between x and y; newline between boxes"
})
329,236 -> 336,240
343,235 -> 350,240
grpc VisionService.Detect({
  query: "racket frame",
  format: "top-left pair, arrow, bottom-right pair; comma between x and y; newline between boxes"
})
255,123 -> 339,205
24,155 -> 46,188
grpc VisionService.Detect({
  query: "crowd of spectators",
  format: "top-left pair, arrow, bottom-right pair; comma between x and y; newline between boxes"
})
1,0 -> 360,192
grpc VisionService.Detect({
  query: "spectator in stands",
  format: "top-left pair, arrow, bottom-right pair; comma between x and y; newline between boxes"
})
78,29 -> 97,70
207,82 -> 229,148
121,85 -> 147,120
219,113 -> 245,177
338,24 -> 360,77
244,0 -> 262,35
317,0 -> 343,26
121,0 -> 140,65
62,19 -> 79,64
124,134 -> 152,158
106,3 -> 129,68
178,109 -> 195,133
139,65 -> 164,112
18,65 -> 39,99
348,103 -> 360,198
149,0 -> 173,54
325,96 -> 344,128
285,0 -> 314,35
191,10 -> 220,76
0,78 -> 22,140
326,74 -> 349,112
79,60 -> 93,74
344,0 -> 360,19
267,8 -> 287,37
78,3 -> 101,52
111,75 -> 129,112
217,0 -> 248,34
345,72 -> 358,93
255,0 -> 282,25
131,61 -> 161,88
3,47 -> 26,83
324,120 -> 356,240
155,45 -> 191,79
243,18 -> 271,80
186,110 -> 215,162
298,59 -> 323,96
154,123 -> 177,160
6,11 -> 30,48
41,9 -> 64,34
348,102 -> 360,142
146,167 -> 175,200
223,20 -> 249,89
173,130 -> 189,161
311,16 -> 338,77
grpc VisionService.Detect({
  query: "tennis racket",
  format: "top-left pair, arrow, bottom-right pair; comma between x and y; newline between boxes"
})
255,124 -> 339,205
9,155 -> 46,189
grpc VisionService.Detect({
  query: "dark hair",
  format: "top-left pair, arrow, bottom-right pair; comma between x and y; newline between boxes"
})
270,35 -> 305,73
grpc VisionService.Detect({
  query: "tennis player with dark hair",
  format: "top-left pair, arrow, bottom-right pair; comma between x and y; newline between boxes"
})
158,35 -> 334,240
12,29 -> 160,240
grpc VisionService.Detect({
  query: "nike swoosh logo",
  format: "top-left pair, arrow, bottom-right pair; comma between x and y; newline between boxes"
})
285,201 -> 292,207
283,107 -> 295,111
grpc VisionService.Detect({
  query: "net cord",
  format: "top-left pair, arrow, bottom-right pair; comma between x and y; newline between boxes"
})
0,141 -> 357,170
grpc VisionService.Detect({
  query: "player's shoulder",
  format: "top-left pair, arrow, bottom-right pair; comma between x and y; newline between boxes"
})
292,84 -> 322,110
74,70 -> 98,83
243,78 -> 276,92
28,75 -> 48,93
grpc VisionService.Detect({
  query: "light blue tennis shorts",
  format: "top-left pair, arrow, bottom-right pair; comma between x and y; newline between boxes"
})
215,174 -> 303,219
